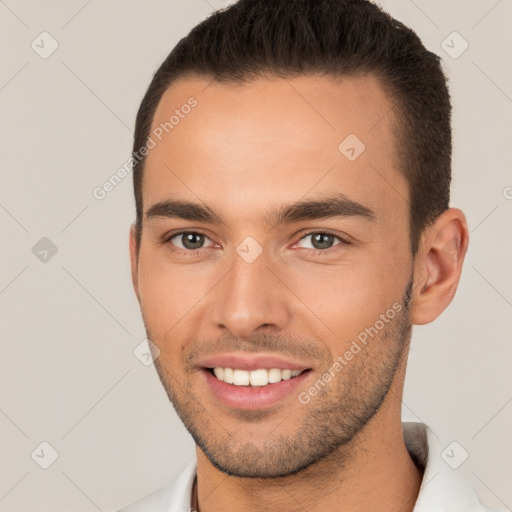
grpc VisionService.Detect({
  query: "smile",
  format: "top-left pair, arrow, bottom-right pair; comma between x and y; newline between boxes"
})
210,367 -> 306,387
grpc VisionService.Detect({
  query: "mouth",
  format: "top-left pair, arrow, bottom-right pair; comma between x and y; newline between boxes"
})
198,355 -> 314,410
206,367 -> 310,387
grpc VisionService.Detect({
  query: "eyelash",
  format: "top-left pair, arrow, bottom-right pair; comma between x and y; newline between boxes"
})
163,230 -> 214,257
162,229 -> 349,256
296,230 -> 349,252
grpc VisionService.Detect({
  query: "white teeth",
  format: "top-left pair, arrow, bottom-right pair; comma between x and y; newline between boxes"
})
211,367 -> 305,386
233,369 -> 250,386
250,369 -> 269,387
223,367 -> 234,384
268,368 -> 282,383
282,369 -> 292,380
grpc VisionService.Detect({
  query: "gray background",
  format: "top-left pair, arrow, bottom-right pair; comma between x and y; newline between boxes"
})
0,0 -> 511,510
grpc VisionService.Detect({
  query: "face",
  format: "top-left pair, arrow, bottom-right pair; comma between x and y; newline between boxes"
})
130,74 -> 416,478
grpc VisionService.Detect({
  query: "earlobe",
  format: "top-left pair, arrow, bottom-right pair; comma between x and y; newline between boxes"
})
129,223 -> 141,302
410,208 -> 469,325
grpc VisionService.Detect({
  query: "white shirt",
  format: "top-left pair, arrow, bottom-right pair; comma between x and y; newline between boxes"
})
117,422 -> 504,512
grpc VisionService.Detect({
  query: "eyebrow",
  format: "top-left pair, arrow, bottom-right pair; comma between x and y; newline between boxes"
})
144,193 -> 376,226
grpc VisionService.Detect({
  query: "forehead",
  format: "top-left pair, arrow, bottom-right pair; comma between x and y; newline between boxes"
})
143,73 -> 407,226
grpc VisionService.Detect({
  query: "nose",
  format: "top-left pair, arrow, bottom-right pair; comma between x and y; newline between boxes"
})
210,249 -> 291,339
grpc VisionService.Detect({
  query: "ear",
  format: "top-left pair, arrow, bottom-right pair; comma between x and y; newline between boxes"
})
410,208 -> 469,325
129,222 -> 140,303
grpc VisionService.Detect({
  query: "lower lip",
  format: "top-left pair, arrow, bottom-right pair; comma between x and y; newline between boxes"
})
202,369 -> 312,410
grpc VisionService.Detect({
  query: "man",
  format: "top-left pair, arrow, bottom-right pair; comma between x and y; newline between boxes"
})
119,0 -> 500,510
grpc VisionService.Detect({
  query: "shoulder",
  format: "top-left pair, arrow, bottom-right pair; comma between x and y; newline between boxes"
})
115,459 -> 197,512
402,422 -> 506,512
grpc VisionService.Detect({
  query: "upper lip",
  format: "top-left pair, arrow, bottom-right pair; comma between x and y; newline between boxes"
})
197,353 -> 312,372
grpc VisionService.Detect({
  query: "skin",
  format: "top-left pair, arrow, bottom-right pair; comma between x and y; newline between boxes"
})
129,74 -> 469,512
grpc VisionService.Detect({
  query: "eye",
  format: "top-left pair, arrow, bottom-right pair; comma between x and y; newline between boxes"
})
167,231 -> 215,251
295,231 -> 346,251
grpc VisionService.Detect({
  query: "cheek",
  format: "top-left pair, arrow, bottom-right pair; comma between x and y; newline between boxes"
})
136,247 -> 225,348
295,270 -> 379,342
283,251 -> 408,343
136,251 -> 198,335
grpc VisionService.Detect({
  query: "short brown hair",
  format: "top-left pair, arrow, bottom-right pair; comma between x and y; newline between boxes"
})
132,0 -> 452,255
